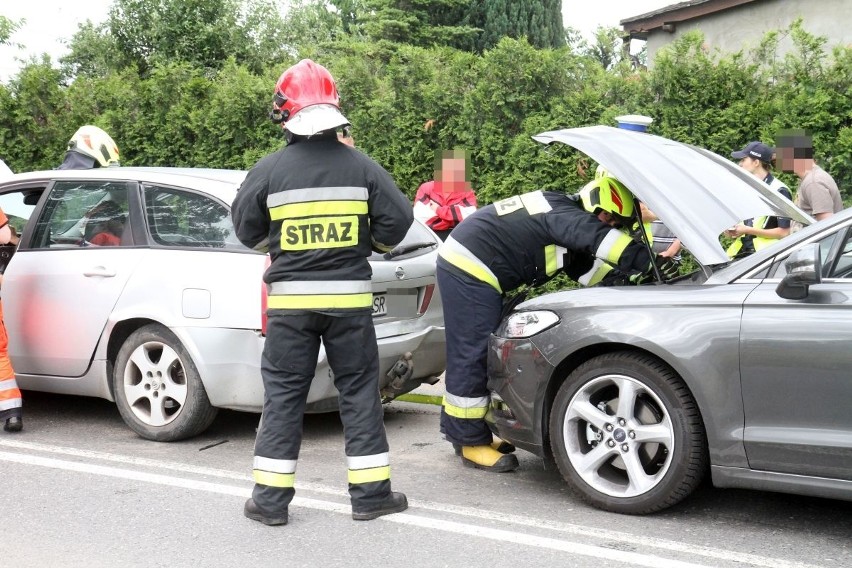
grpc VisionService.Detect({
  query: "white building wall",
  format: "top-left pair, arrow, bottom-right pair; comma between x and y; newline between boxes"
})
644,0 -> 852,65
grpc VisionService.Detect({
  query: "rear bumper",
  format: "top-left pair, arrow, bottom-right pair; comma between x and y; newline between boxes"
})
181,324 -> 445,413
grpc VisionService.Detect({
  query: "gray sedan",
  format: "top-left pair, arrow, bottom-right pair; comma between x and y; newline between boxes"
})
0,167 -> 445,441
487,126 -> 851,514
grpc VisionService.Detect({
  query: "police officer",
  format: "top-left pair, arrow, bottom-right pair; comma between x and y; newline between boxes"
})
438,180 -> 678,472
725,141 -> 792,258
57,125 -> 120,170
232,59 -> 414,525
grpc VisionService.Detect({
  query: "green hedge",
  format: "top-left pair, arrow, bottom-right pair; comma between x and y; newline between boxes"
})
1,22 -> 850,207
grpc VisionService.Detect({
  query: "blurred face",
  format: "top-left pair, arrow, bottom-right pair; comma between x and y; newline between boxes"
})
597,210 -> 622,228
439,157 -> 467,184
738,156 -> 760,174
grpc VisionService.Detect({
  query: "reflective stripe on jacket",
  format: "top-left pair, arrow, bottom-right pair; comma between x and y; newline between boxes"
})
437,190 -> 651,293
231,134 -> 414,313
726,176 -> 791,258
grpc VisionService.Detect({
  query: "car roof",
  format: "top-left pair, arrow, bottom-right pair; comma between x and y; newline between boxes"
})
2,167 -> 248,204
533,126 -> 814,265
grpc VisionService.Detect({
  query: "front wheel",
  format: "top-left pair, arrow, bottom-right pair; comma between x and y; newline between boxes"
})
549,351 -> 707,514
113,324 -> 218,441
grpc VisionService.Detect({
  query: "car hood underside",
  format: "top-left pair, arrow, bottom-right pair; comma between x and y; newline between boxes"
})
533,126 -> 813,265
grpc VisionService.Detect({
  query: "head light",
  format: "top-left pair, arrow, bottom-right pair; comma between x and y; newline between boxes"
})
500,310 -> 560,339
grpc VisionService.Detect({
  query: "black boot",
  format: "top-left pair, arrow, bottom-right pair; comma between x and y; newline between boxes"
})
4,416 -> 22,433
352,491 -> 408,521
243,498 -> 288,526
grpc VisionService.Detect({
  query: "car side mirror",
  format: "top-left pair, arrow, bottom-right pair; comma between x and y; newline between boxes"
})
776,243 -> 822,300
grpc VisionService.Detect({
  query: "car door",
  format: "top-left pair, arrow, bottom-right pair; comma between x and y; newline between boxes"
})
739,223 -> 852,480
3,179 -> 143,377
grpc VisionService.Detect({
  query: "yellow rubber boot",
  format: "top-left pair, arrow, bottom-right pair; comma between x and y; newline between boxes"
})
460,445 -> 519,472
453,438 -> 516,456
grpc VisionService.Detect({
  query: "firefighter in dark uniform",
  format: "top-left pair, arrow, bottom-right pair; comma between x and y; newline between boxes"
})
232,59 -> 414,525
437,178 -> 679,471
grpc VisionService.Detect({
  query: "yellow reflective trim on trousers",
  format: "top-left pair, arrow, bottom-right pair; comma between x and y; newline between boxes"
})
267,293 -> 372,310
253,470 -> 295,488
439,249 -> 502,293
348,465 -> 391,484
270,200 -> 368,220
443,400 -> 489,419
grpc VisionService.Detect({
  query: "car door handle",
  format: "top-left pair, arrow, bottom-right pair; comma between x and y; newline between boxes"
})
83,266 -> 117,278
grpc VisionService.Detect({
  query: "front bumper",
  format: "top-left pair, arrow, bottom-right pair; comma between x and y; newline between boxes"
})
486,333 -> 556,456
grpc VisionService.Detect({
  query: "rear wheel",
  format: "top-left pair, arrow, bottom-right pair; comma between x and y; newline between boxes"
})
549,351 -> 707,514
113,324 -> 218,441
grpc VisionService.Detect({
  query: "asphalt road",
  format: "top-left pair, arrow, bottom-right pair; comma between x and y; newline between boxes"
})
2,390 -> 850,568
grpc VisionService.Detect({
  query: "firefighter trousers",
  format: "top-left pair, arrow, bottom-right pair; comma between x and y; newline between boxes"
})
437,265 -> 503,447
0,301 -> 22,423
251,312 -> 392,516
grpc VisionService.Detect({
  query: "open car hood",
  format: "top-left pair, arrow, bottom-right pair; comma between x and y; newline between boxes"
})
533,126 -> 813,265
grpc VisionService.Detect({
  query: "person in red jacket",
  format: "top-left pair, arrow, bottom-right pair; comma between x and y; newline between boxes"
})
413,149 -> 477,241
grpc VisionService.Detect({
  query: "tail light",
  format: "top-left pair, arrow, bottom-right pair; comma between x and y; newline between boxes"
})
260,256 -> 270,336
417,283 -> 435,315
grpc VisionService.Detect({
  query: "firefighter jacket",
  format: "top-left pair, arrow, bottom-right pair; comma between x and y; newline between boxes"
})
437,190 -> 653,294
231,134 -> 414,314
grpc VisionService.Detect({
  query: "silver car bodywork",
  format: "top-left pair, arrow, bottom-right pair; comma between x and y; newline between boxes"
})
0,167 -> 445,440
488,127 -> 851,513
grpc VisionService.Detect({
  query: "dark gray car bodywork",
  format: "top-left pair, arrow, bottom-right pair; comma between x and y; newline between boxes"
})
487,128 -> 852,507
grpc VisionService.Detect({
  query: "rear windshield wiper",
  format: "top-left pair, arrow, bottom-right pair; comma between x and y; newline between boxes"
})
383,241 -> 438,260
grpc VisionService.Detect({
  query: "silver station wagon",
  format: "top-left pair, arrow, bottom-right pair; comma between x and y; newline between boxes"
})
0,167 -> 445,441
488,126 -> 852,514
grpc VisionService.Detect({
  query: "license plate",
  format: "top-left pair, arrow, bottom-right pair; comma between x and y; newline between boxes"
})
372,294 -> 387,317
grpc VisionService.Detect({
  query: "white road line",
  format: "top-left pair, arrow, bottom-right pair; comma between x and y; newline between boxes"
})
0,449 -> 709,568
0,439 -> 823,568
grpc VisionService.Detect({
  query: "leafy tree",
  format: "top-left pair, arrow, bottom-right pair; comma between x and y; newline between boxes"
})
581,26 -> 625,70
60,21 -> 123,78
0,15 -> 22,46
0,61 -> 69,171
278,0 -> 348,60
64,0 -> 292,76
360,0 -> 479,48
465,0 -> 564,52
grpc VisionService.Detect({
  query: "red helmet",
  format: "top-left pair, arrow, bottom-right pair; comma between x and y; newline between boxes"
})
270,59 -> 349,136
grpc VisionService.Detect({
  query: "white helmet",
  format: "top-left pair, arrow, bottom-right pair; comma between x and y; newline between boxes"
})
67,125 -> 120,167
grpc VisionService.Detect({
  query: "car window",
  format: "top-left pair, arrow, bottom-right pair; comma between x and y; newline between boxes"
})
143,184 -> 248,251
771,232 -> 839,279
29,181 -> 129,249
827,231 -> 852,278
0,191 -> 36,236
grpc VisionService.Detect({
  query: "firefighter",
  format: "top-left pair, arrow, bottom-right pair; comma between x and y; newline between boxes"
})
232,59 -> 414,525
0,205 -> 21,432
437,179 -> 679,471
57,125 -> 121,170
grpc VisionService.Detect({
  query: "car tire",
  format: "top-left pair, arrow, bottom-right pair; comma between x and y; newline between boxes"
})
549,351 -> 707,514
113,324 -> 218,442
